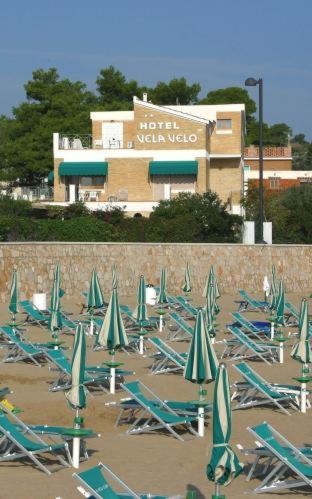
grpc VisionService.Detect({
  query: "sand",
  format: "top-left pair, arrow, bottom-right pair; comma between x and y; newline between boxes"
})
0,291 -> 311,499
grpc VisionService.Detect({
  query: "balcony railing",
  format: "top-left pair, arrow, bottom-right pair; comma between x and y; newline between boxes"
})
244,146 -> 292,158
58,134 -> 134,150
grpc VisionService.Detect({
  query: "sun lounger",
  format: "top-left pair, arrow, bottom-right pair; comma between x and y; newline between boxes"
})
222,326 -> 278,364
232,362 -> 300,414
0,412 -> 71,475
148,337 -> 187,374
74,462 -> 178,498
237,291 -> 269,313
0,326 -> 46,366
114,381 -> 211,427
174,296 -> 198,317
167,312 -> 193,341
231,312 -> 271,338
120,380 -> 198,441
246,422 -> 312,493
47,349 -> 132,392
19,300 -> 48,328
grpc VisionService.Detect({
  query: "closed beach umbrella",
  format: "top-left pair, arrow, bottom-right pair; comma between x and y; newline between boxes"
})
112,265 -> 118,289
9,270 -> 19,319
48,276 -> 63,333
54,264 -> 65,298
133,275 -> 148,324
276,279 -> 285,327
182,262 -> 192,293
291,299 -> 312,365
206,363 -> 243,496
87,269 -> 104,309
65,322 -> 87,468
203,267 -> 220,314
156,268 -> 169,304
184,309 -> 218,436
97,287 -> 128,393
66,323 -> 86,410
206,284 -> 216,340
133,275 -> 149,354
270,264 -> 277,310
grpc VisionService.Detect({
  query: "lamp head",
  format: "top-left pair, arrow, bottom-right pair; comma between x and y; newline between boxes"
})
245,77 -> 259,86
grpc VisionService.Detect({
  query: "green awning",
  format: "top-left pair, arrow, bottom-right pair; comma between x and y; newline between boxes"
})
149,161 -> 198,175
48,171 -> 54,183
58,162 -> 108,176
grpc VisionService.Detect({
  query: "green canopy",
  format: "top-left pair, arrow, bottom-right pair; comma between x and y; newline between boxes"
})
182,262 -> 192,293
156,268 -> 169,304
205,283 -> 216,338
9,270 -> 19,316
206,363 -> 243,488
97,287 -> 128,350
58,162 -> 108,176
54,264 -> 65,298
276,279 -> 285,326
48,276 -> 63,332
291,299 -> 312,365
87,269 -> 104,309
184,309 -> 218,385
65,323 -> 86,410
132,275 -> 148,324
203,266 -> 220,314
112,265 -> 118,289
270,264 -> 277,310
149,161 -> 198,175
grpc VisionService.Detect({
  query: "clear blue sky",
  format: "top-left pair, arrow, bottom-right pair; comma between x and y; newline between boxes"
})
1,0 -> 311,138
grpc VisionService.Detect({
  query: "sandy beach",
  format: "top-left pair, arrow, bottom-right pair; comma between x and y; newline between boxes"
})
0,291 -> 311,499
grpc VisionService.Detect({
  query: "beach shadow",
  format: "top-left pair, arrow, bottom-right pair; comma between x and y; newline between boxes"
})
186,484 -> 206,498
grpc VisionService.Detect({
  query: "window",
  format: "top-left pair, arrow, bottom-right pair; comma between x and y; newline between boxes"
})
269,177 -> 280,190
217,119 -> 232,130
80,176 -> 105,186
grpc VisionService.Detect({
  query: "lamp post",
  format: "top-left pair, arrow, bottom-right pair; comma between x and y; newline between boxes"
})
245,77 -> 264,243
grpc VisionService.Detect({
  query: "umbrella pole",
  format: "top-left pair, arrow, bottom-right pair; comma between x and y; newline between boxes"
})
139,327 -> 144,355
110,351 -> 116,394
212,482 -> 225,499
72,408 -> 81,469
159,307 -> 163,332
270,321 -> 275,340
198,384 -> 205,438
89,309 -> 94,336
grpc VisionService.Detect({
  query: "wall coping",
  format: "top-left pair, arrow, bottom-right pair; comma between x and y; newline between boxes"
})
0,242 -> 312,249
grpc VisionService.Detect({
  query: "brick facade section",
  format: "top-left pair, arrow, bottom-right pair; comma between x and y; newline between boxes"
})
246,159 -> 292,171
209,158 -> 242,202
210,112 -> 243,155
0,243 -> 311,303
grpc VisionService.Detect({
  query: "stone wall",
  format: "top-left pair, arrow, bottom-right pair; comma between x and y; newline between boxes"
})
0,243 -> 311,303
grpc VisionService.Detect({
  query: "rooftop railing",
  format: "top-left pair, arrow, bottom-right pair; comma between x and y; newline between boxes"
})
58,134 -> 134,150
244,146 -> 292,158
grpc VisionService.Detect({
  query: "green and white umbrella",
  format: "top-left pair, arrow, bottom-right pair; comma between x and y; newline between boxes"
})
156,268 -> 169,304
182,262 -> 192,293
66,323 -> 87,410
276,279 -> 285,327
87,269 -> 104,309
133,275 -> 149,354
97,287 -> 128,393
291,299 -> 312,365
270,264 -> 277,310
206,363 -> 243,496
48,275 -> 63,334
203,266 -> 220,315
9,269 -> 19,319
184,308 -> 219,436
206,284 -> 216,341
112,265 -> 118,289
54,264 -> 65,298
65,322 -> 87,468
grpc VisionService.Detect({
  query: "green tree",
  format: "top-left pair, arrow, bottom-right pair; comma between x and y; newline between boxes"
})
0,68 -> 97,185
150,191 -> 242,242
150,77 -> 201,105
96,66 -> 147,110
200,87 -> 256,121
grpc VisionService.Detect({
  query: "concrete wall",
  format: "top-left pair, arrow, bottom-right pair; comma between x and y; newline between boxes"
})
0,243 -> 311,303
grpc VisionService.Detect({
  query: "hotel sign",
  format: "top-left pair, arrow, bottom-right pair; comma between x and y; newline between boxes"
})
137,121 -> 198,144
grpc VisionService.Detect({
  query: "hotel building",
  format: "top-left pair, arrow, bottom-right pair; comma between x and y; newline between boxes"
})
52,96 -> 246,215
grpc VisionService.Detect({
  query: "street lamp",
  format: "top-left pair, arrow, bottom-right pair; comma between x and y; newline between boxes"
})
245,77 -> 264,243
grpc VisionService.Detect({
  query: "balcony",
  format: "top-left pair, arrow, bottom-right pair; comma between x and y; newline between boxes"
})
58,134 -> 134,150
244,146 -> 292,158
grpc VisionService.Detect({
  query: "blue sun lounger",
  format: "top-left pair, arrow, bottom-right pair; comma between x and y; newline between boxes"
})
167,312 -> 193,341
231,312 -> 271,338
222,326 -> 278,364
148,337 -> 187,374
0,326 -> 46,367
74,462 -> 177,498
